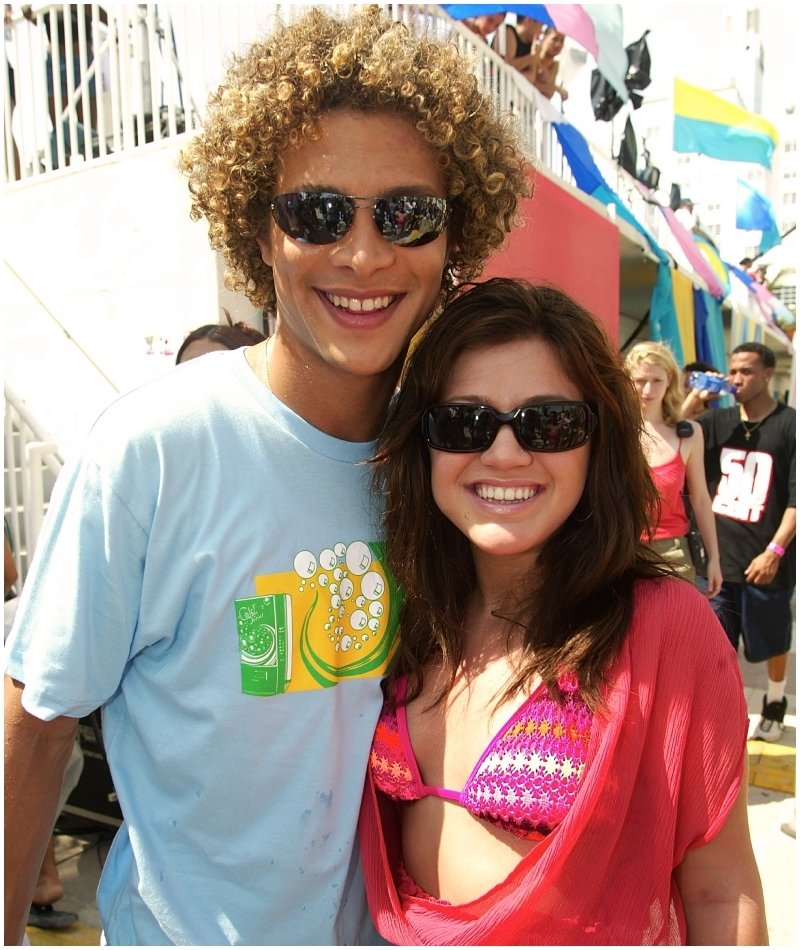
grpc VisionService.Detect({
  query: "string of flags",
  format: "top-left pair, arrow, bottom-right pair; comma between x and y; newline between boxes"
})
438,6 -> 793,355
532,89 -> 792,356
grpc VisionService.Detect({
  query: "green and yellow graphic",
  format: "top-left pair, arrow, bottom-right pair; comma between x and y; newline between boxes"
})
235,540 -> 399,696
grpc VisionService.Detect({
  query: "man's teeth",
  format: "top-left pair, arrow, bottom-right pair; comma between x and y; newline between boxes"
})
325,293 -> 394,312
476,485 -> 538,501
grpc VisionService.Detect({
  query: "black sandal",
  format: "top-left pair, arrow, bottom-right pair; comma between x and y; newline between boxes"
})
27,904 -> 79,929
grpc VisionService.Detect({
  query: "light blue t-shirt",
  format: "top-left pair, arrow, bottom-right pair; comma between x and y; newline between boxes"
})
6,349 -> 398,945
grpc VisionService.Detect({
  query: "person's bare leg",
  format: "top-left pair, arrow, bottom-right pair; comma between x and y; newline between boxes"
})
31,836 -> 64,906
767,653 -> 789,684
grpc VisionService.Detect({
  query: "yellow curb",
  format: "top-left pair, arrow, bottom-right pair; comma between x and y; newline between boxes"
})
26,922 -> 101,946
747,740 -> 796,794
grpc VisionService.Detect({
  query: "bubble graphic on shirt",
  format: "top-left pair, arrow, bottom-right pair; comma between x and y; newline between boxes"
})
350,610 -> 368,631
288,538 -> 392,672
339,578 -> 354,600
294,551 -> 317,579
345,541 -> 372,576
361,572 -> 385,600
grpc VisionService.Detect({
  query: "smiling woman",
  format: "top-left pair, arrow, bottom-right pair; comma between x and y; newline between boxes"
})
360,278 -> 766,946
428,338 -> 591,570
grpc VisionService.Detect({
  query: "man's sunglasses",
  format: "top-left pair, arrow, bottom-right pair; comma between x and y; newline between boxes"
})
269,192 -> 449,247
422,401 -> 598,453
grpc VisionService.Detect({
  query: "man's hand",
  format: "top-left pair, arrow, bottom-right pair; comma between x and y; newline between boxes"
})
681,388 -> 711,419
744,549 -> 781,585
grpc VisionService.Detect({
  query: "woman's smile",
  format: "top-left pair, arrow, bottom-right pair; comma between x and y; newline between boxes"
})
430,338 -> 590,568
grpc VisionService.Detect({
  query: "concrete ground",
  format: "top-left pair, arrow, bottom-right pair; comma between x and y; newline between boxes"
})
26,645 -> 796,947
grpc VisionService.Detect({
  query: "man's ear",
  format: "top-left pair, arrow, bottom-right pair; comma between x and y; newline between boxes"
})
764,365 -> 775,384
256,233 -> 273,268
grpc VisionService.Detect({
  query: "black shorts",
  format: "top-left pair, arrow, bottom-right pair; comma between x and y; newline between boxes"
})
708,581 -> 793,663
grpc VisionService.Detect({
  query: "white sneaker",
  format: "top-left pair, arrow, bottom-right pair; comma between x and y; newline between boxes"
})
756,696 -> 787,743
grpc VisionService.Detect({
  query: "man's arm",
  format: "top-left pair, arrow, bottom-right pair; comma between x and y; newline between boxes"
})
744,505 -> 796,584
4,676 -> 78,946
674,757 -> 768,945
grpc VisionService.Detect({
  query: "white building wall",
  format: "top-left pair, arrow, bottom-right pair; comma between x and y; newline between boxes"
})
3,137 -> 260,461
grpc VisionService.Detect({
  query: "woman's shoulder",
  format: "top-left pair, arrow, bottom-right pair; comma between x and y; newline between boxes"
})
616,578 -> 742,702
630,577 -> 727,655
677,418 -> 704,459
632,574 -> 702,612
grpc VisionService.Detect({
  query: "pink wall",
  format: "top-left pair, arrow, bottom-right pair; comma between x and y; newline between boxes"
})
483,173 -> 620,340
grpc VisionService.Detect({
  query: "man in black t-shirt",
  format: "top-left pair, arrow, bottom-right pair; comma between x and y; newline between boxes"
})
698,342 -> 796,742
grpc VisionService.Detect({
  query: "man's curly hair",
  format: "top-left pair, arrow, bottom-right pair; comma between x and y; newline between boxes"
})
180,6 -> 531,311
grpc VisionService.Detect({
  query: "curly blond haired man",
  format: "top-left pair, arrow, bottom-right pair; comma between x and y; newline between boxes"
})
5,7 -> 529,945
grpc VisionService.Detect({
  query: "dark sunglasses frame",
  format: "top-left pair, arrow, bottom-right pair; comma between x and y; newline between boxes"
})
422,401 -> 598,453
269,192 -> 450,247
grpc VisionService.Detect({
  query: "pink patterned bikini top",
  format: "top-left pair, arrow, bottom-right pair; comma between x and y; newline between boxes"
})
370,674 -> 593,841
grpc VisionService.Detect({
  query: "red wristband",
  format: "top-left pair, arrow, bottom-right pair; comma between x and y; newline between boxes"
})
767,541 -> 786,557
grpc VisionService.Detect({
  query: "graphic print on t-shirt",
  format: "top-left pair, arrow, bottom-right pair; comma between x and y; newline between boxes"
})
711,447 -> 774,523
234,540 -> 399,696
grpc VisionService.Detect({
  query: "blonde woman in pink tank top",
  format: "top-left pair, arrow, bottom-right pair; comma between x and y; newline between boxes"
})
626,341 -> 723,597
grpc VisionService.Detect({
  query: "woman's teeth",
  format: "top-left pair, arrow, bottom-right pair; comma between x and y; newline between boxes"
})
325,293 -> 395,312
476,485 -> 538,501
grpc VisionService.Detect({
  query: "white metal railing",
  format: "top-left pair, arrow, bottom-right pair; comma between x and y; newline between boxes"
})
3,4 -> 712,283
2,2 -> 646,247
4,382 -> 63,585
3,4 -> 552,183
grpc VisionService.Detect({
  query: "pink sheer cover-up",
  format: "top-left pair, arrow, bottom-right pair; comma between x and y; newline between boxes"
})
358,578 -> 747,945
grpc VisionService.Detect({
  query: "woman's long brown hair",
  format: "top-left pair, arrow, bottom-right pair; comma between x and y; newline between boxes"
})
373,279 -> 668,712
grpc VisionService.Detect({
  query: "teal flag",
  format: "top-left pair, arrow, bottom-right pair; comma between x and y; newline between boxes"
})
649,263 -> 684,366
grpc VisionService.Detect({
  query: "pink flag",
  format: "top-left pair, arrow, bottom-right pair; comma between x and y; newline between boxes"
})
660,206 -> 725,298
546,5 -> 598,58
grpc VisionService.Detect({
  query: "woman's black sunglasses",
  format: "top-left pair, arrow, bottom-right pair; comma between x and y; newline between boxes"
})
269,192 -> 449,247
422,402 -> 598,453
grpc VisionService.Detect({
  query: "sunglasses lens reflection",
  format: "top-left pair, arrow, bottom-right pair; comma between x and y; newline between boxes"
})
376,197 -> 450,247
270,193 -> 352,244
517,404 -> 592,452
271,193 -> 448,247
424,403 -> 594,453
